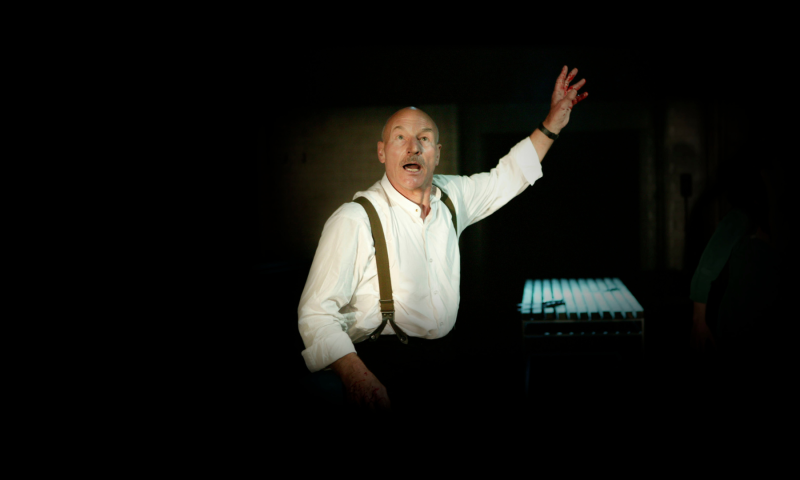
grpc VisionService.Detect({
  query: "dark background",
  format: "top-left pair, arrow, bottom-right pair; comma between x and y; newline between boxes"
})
208,44 -> 790,423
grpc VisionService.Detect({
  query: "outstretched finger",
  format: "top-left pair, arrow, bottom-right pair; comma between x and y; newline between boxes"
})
571,92 -> 588,106
564,68 -> 578,90
555,65 -> 568,89
567,78 -> 586,93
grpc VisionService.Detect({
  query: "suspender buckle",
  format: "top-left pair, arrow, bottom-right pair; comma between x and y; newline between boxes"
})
385,311 -> 408,345
369,311 -> 408,344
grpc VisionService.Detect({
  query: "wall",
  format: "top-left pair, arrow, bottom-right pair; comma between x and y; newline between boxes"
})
663,100 -> 707,271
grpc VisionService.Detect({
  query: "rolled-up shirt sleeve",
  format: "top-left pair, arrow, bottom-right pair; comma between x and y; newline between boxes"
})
298,203 -> 373,372
689,208 -> 750,304
515,136 -> 543,186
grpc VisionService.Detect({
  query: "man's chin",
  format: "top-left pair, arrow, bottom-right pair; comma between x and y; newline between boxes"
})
402,177 -> 432,191
390,172 -> 423,188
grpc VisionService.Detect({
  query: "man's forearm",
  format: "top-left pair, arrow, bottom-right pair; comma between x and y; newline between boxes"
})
331,352 -> 391,410
331,352 -> 369,380
529,126 -> 556,164
692,301 -> 707,325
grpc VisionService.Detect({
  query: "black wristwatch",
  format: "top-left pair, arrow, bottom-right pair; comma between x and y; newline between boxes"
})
538,123 -> 559,140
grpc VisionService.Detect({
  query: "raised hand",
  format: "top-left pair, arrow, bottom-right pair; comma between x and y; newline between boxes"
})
544,66 -> 588,134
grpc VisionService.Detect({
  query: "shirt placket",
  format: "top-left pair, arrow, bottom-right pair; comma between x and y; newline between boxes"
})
424,206 -> 446,330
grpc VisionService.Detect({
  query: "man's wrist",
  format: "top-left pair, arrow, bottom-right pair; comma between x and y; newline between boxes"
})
541,119 -> 561,136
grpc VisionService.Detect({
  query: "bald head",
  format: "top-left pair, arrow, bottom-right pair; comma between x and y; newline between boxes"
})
381,107 -> 439,144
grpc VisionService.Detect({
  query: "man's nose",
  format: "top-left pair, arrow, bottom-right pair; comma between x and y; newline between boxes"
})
407,137 -> 422,155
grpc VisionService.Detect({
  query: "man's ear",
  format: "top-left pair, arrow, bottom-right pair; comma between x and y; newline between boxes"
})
377,141 -> 386,164
435,143 -> 442,166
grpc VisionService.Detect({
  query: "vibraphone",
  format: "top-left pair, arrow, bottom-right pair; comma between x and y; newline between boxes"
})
519,277 -> 645,352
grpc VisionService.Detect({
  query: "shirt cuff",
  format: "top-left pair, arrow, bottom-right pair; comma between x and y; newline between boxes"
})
301,329 -> 357,373
513,137 -> 543,185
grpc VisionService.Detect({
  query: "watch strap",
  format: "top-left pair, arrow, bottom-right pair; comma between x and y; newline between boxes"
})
538,123 -> 559,140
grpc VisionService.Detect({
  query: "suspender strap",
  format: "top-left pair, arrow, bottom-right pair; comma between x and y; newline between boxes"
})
353,186 -> 456,345
353,197 -> 408,344
434,182 -> 458,233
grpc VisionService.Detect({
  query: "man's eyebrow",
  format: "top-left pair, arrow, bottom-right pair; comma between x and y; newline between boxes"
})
391,126 -> 434,135
389,125 -> 437,141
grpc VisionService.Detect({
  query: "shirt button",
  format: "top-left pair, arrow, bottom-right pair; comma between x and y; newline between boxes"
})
434,290 -> 439,295
429,258 -> 433,263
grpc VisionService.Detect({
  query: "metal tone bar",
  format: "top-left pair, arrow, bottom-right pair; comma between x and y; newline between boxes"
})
561,278 -> 578,320
542,279 -> 554,319
550,278 -> 567,319
569,278 -> 587,320
520,279 -> 533,314
578,278 -> 598,320
587,278 -> 612,319
613,277 -> 644,318
533,279 -> 543,319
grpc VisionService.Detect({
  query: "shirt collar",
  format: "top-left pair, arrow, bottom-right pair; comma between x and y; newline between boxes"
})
380,173 -> 440,217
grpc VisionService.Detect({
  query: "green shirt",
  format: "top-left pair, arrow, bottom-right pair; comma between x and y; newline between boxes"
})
690,208 -> 752,304
690,208 -> 778,343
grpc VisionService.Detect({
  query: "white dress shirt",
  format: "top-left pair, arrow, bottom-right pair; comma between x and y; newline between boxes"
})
298,137 -> 543,372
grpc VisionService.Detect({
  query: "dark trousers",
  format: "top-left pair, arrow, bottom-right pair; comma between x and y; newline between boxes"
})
355,328 -> 461,416
298,329 -> 462,419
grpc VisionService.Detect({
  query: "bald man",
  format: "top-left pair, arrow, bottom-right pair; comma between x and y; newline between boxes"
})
298,67 -> 588,414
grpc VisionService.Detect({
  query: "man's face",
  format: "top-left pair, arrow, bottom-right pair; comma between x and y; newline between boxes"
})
377,108 -> 441,201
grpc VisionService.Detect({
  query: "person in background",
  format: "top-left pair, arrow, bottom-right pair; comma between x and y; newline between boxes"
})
689,147 -> 783,363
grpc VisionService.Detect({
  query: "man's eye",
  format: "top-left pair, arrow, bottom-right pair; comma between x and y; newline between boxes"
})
397,135 -> 404,140
420,136 -> 428,141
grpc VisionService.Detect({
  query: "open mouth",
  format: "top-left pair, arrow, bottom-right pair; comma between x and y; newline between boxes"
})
403,163 -> 421,173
